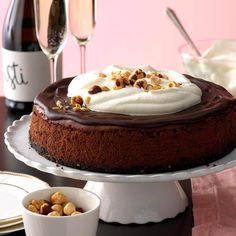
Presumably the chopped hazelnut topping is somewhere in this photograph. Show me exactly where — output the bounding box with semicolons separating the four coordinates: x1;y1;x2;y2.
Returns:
71;96;83;106
98;72;107;78
116;79;123;86
121;71;131;79
146;83;163;91
146;84;154;91
128;69;146;85
158;73;168;79
80;107;89;112
110;73;122;81
113;78;125;90
167;81;181;88
84;96;91;104
122;77;130;86
88;85;102;94
53;100;69;111
134;79;148;89
69;95;91;112
152;85;162;90
111;71;131;85
128;73;138;85
52;106;60;111
73;105;81;111
136;69;146;79
150;74;161;85
111;71;119;75
168;82;174;88
101;86;110;91
175;82;182;87
56;100;63;109
67;69;182;113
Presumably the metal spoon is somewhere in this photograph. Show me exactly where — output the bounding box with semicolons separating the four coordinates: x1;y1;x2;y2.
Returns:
166;7;201;56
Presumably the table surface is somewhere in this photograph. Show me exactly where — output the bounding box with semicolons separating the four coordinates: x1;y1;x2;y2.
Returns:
0;97;193;236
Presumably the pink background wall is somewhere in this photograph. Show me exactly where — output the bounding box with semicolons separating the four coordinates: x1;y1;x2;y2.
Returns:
0;0;236;95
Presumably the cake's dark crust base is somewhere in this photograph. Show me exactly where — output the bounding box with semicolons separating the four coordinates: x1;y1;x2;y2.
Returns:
30;140;233;174
29;106;236;174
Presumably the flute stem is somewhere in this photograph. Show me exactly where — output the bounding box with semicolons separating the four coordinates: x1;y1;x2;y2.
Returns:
79;44;86;74
50;55;58;84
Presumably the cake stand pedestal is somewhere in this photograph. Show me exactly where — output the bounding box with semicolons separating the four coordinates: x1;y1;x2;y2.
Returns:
4;115;236;224
84;181;188;223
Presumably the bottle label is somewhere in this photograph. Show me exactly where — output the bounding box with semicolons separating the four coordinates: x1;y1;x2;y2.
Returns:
2;48;51;102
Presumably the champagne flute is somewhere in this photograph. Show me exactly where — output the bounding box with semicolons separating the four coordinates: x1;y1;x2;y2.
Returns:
69;0;97;74
33;0;67;83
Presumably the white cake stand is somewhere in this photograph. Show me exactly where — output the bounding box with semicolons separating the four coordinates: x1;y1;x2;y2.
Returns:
4;115;236;224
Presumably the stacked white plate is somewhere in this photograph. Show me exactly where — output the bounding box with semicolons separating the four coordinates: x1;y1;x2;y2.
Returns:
0;171;49;235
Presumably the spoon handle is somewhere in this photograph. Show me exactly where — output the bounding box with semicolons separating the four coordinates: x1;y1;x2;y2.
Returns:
166;7;201;57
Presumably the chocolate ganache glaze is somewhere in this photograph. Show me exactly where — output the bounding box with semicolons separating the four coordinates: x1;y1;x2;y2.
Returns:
34;75;236;128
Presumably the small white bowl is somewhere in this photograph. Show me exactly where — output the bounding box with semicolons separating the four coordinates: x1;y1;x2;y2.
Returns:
21;186;100;236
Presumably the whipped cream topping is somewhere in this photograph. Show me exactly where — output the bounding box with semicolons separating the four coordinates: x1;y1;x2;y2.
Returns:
182;40;236;97
67;65;202;116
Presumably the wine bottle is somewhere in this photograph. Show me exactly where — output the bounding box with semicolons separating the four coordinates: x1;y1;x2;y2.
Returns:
1;0;62;114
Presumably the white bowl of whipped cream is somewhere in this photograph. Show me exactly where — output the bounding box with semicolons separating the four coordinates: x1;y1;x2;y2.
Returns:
179;39;236;97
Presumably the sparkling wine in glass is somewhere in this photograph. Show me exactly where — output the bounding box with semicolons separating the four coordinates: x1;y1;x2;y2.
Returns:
69;0;97;74
33;0;67;83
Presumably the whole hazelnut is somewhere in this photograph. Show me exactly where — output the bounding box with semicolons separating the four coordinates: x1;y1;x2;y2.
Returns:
63;202;76;216
31;200;40;210
48;211;60;216
40;203;51;215
51;204;63;216
71;211;81;216
50;192;66;205
28;204;39;213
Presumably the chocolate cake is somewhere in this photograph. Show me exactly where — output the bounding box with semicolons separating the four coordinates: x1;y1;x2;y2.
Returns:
29;66;236;174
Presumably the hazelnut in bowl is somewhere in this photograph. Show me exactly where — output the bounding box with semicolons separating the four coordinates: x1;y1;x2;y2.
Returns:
21;186;100;236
